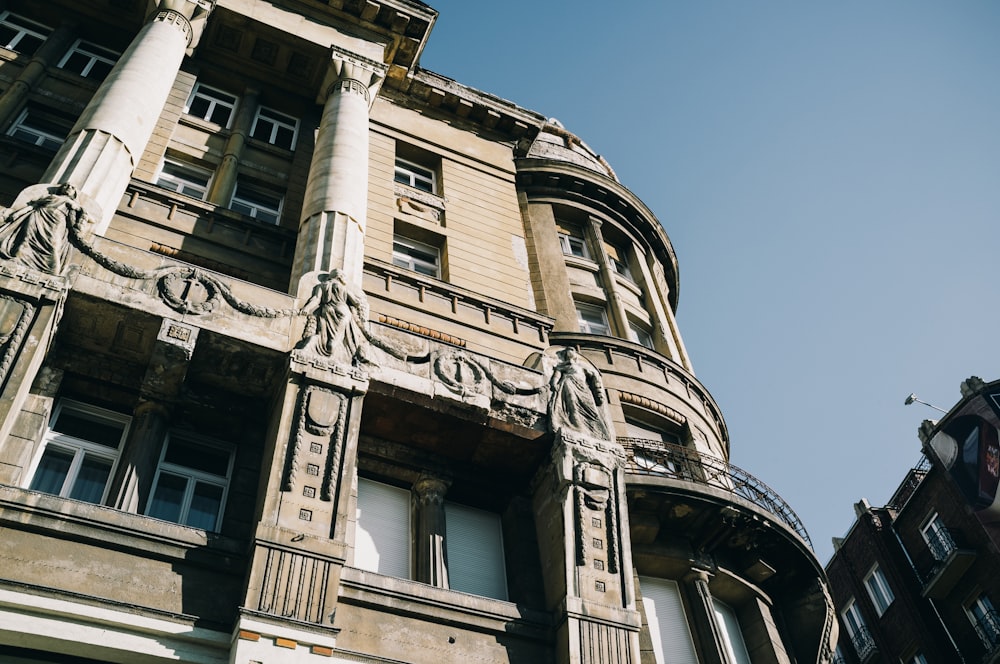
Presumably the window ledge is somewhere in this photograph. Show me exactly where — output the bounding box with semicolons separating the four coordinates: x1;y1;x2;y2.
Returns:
0;484;245;563
339;566;551;638
393;183;447;209
564;254;599;272
179;114;232;138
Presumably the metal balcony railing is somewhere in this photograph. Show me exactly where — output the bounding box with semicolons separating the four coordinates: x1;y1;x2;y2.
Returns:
974;610;1000;652
926;527;959;562
619;437;812;548
849;627;878;662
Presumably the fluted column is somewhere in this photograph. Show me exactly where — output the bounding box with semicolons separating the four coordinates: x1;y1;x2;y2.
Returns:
205;87;259;206
291;47;385;296
111;400;170;512
585;217;631;338
42;0;214;234
684;569;728;664
412;475;451;588
0;21;77;131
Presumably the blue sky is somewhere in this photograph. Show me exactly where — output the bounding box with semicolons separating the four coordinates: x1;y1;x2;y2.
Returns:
419;1;1000;563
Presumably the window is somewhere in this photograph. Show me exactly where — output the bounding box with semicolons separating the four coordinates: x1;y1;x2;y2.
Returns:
639;577;698;664
605;242;633;280
907;654;928;664
146;435;232;531
27;400;130;505
394;157;436;193
184;83;238;128
355;478;411;579
58;40;118;80
842;599;876;660
576;302;611;336
444;502;507;600
558;228;589;259
0;12;50;56
250;106;298;150
921;512;956;561
7;107;68;151
713;599;752;664
967;594;1000;649
863;565;894;616
155;160;211;200
629;321;654;349
230;181;283;224
392;235;440;277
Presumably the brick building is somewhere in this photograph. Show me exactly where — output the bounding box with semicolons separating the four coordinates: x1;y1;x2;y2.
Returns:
0;1;834;662
828;377;1000;664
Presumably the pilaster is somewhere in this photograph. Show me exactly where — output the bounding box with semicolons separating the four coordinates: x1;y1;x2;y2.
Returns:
585;217;631;339
291;47;386;296
42;0;214;233
0;21;77;132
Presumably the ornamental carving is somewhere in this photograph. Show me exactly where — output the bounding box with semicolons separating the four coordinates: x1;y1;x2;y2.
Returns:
0;294;34;389
0;184;90;275
548;347;612;441
432;350;528;397
157;269;218;315
281;385;347;501
574;461;620;573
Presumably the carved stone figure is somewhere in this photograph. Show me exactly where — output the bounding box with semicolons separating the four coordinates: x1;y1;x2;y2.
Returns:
298;269;374;366
549;347;611;440
0;183;89;274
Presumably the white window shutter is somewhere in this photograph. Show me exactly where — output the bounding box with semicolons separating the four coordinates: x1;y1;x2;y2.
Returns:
639;577;698;664
444;502;508;600
355;479;410;579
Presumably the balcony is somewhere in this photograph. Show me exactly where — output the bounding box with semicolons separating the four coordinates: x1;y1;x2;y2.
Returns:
620;437;812;548
921;527;976;599
849;627;878;663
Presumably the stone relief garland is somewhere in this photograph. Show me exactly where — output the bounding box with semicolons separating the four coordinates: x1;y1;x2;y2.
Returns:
0;294;34;388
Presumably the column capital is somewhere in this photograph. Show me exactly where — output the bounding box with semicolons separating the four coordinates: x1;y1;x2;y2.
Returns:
149;0;214;47
412;474;451;505
318;46;387;108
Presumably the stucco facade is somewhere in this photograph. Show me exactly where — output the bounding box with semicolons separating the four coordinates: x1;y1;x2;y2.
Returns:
0;1;833;662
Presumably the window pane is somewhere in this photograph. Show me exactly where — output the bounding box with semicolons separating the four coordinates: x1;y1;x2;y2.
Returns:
444;502;507;600
164;438;229;476
53;409;124;448
713;599;752;664
148;472;187;523
187;481;223;530
274;125;295;150
187;96;210;119
355;479;410;578
29;447;74;495
208;105;233;126
250;120;273;142
639;577;698;664
68;455;112;504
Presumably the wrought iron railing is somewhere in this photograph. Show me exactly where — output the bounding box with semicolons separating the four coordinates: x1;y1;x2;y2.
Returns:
926;527;959;562
974;610;1000;652
849;626;878;662
619;437;812;548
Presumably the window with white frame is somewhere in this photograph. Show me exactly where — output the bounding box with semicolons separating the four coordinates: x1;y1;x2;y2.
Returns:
444;501;507;600
156;160;211;200
184;82;238;128
638;577;698;664
58;39;118;80
230;181;283;224
146;434;233;532
967;593;1000;649
863;564;894;616
394;157;436;194
713;598;752;664
0;11;51;55
576;302;611;336
355;478;412;579
7;107;68;151
842;599;875;658
250;106;298;150
921;512;955;561
558;225;589;259
629;321;654;349
626;420;683;475
392;234;441;277
27;400;130;505
605;242;633;280
907;653;928;664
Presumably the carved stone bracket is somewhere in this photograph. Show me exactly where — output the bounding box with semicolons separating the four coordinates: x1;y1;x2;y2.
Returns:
573;461;620;574
0;294;35;389
281;385;347;500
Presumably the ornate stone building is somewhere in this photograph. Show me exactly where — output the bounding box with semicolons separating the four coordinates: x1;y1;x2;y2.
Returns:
0;1;833;662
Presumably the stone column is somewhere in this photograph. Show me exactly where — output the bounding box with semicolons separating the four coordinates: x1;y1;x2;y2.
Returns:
683;569;728;664
205;87;259;207
111;399;170;512
291;47;385;296
643;253;691;370
0;21;77;131
41;0;214;234
585;217;631;338
412;474;451;588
